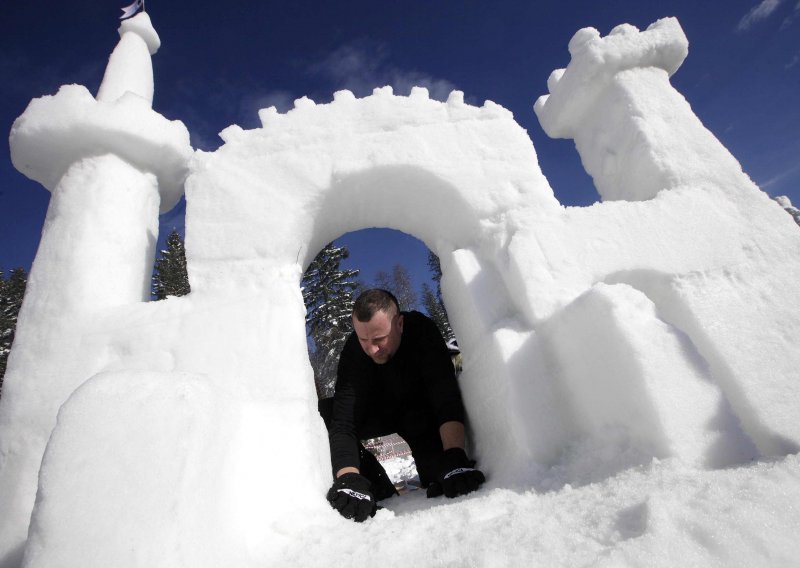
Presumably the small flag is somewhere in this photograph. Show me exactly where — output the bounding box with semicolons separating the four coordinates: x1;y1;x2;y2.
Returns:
120;0;143;19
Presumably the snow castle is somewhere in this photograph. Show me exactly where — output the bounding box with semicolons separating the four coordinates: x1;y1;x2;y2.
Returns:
2;13;799;568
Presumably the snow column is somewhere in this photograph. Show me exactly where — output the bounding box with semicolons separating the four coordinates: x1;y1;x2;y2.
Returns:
535;18;748;202
0;13;191;566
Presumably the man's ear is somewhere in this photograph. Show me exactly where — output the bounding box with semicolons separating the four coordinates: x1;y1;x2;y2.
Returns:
397;313;404;333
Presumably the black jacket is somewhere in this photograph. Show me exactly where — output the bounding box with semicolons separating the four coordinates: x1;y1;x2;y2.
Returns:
329;311;465;475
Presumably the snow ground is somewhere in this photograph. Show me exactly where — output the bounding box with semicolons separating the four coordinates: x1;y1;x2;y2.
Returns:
283;453;800;567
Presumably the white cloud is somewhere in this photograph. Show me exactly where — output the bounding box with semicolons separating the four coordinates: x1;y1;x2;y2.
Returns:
386;71;458;102
308;42;387;96
737;0;785;31
308;41;458;102
161;78;300;148
779;1;800;28
759;160;800;190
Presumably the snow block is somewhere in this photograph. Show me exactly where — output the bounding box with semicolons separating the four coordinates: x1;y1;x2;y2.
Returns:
23;371;330;568
441;249;568;483
664;264;800;457
542;283;735;467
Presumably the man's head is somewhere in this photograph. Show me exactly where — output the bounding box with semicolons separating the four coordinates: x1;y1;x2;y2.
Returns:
352;289;404;364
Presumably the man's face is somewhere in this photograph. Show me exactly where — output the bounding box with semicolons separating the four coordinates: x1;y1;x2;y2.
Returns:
353;308;404;364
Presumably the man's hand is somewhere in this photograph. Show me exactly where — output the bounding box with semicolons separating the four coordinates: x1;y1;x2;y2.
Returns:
427;447;485;498
327;473;377;522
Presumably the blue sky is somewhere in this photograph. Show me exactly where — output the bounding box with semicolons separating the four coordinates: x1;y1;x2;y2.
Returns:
2;1;798;297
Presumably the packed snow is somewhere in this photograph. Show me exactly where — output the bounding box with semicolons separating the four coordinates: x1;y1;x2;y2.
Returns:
2;12;800;568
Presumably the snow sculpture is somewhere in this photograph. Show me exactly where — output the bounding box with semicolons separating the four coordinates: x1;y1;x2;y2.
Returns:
2;14;799;568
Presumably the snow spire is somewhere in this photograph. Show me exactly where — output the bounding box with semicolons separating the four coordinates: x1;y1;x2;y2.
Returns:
97;12;161;105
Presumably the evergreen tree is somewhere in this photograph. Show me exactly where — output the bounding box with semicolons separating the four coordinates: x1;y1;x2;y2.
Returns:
427;249;443;293
152;229;190;300
422;283;454;342
0;267;28;396
424;251;455;342
302;242;360;398
374;264;418;311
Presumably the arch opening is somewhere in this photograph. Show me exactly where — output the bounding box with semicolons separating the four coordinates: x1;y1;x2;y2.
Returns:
302;161;513;506
304;165;486;272
302;226;465;500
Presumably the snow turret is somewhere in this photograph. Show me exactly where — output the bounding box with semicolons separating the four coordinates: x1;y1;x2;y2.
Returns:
10;12;190;213
535;18;749;201
0;14;192;562
8;12;191;313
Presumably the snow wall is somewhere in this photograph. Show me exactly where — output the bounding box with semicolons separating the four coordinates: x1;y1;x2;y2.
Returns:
2;14;800;568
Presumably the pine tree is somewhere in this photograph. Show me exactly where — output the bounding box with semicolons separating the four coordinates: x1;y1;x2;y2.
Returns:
152;229;190;300
427;250;443;291
302;242;360;398
422;283;454;342
374;264;418;311
424;251;455;342
0;267;28;396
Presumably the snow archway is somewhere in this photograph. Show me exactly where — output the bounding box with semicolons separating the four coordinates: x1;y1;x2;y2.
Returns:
185;86;560;286
184;85;566;485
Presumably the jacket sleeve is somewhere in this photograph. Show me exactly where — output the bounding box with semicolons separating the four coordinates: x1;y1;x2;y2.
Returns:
416;315;465;427
328;335;364;475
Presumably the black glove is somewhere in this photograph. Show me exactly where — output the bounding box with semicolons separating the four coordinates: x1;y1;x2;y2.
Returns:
427;448;485;499
326;473;377;522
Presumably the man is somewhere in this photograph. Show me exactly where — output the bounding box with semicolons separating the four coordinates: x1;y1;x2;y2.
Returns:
325;289;485;522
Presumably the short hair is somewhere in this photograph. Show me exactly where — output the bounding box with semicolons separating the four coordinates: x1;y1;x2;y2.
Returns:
353;289;400;322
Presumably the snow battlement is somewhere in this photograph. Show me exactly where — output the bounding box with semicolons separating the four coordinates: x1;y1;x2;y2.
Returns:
218;85;513;144
535;17;688;139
